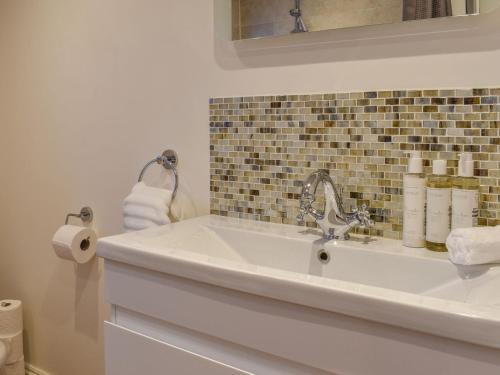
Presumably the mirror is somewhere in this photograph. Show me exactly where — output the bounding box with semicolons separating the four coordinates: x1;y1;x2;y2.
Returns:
232;0;498;40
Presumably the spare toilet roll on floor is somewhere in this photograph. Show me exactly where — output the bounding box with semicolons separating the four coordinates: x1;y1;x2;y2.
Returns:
1;333;23;366
0;300;24;373
0;301;22;338
52;225;97;264
1;356;25;375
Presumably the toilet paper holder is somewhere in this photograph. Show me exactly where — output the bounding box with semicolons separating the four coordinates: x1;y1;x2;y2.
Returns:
65;207;94;225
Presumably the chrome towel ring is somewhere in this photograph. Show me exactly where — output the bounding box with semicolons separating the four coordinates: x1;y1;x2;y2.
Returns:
138;149;179;201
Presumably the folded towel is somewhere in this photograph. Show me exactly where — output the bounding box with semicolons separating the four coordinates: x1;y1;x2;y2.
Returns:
123;217;160;232
123;182;172;232
132;181;171;197
446;226;500;265
123;193;170;212
123;204;170;225
128;182;172;203
170;189;196;221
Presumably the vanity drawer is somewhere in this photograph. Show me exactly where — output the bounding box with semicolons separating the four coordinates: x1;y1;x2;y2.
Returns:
104;322;251;375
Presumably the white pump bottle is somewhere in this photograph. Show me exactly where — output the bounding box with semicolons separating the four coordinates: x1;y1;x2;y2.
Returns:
403;151;426;248
452;153;479;229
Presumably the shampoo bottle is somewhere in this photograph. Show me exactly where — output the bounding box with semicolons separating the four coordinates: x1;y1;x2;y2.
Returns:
426;160;451;252
403;151;426;248
452;153;479;229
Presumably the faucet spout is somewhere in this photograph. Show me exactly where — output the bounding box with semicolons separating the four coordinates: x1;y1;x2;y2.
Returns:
297;170;373;240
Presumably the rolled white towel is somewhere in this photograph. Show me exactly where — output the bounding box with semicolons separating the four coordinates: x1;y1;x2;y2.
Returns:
446;226;500;265
132;181;171;197
123;204;170;225
123;193;170;212
123;182;172;232
124;217;159;232
125;183;172;207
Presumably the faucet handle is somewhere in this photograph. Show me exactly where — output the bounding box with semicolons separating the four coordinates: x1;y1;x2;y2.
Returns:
296;200;311;225
296;208;306;225
297;191;315;225
355;204;373;228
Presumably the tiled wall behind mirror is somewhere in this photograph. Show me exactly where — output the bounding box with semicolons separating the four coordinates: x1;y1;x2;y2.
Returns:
210;88;499;239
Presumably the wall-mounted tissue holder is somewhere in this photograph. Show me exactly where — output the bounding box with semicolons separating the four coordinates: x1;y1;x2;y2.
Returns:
65;206;93;225
54;206;97;264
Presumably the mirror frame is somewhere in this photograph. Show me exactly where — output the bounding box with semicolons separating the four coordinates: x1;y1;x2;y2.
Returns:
215;0;500;50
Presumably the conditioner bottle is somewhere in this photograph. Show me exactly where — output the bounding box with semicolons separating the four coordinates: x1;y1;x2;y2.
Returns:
452;153;479;229
426;160;451;252
403;151;426;248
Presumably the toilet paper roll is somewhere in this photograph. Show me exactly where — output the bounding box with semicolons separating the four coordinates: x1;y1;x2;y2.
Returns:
1;332;23;365
0;302;22;337
1;357;24;375
52;225;97;264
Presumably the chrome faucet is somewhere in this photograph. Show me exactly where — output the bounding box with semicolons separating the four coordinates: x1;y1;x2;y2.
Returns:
297;170;373;240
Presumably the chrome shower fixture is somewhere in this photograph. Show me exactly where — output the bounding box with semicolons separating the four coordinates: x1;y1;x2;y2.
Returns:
290;0;308;33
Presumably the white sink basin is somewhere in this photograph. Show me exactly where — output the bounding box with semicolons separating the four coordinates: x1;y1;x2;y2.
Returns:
185;225;462;295
98;215;500;350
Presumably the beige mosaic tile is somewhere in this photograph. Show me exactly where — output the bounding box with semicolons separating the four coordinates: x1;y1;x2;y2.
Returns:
210;89;500;239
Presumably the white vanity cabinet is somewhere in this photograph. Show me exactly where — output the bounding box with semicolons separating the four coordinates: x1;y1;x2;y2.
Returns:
99;216;500;375
102;261;334;375
102;259;500;375
104;322;249;375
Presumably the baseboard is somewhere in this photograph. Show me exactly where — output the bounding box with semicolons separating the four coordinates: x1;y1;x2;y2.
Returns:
26;363;52;375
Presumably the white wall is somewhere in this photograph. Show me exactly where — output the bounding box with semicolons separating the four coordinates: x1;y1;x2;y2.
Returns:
0;1;499;374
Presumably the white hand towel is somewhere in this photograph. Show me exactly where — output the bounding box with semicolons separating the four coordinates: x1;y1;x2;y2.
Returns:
123;204;170;225
123;193;170;212
123;217;159;232
170;189;197;221
446;226;500;265
123;182;172;232
132;181;171;197
126;182;172;206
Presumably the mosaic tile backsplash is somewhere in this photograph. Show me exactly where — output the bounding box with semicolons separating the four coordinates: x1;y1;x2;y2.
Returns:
209;88;500;239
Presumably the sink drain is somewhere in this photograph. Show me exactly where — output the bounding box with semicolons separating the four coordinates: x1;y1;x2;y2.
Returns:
317;249;330;264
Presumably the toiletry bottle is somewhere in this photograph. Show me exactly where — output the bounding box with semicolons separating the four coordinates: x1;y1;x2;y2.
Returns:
426;160;451;252
403;151;426;248
452;153;479;229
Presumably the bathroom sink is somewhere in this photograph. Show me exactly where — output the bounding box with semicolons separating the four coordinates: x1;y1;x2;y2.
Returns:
98;215;500;350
